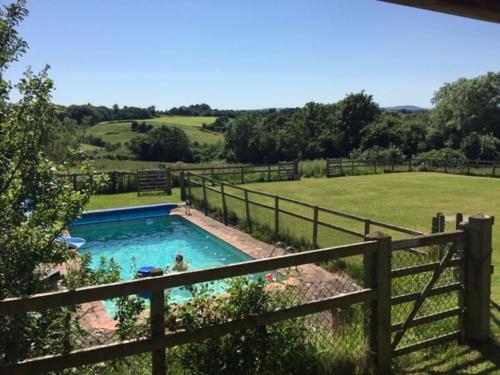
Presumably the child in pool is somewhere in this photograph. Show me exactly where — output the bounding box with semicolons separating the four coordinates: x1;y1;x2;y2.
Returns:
166;254;188;272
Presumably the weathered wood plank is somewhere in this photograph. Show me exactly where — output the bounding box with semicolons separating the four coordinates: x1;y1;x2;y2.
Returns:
317;219;365;238
391;231;464;251
391;258;462;278
390;283;461;305
392;331;461;357
0;289;376;374
391;307;461;332
0;241;378;315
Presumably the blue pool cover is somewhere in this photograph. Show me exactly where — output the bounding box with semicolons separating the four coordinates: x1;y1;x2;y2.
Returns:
72;203;178;226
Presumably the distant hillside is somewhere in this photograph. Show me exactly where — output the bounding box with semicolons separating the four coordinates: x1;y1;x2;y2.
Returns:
82;116;222;156
384;105;429;113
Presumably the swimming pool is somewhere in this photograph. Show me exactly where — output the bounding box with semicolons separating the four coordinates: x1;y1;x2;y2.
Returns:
71;211;253;316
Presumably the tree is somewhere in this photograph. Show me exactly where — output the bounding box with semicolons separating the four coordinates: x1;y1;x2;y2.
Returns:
129;125;193;161
224;113;261;162
337;91;381;153
0;1;99;361
360;111;404;150
431;72;500;148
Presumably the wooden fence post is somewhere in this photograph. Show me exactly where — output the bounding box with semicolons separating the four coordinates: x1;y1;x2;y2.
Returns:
244;189;251;231
150;270;166;375
374;160;377;174
351;160;355;175
364;232;392;374
437;213;446;258
202;178;208;215
492;161;496;177
408;158;412;172
274;196;279;238
326;159;330;178
111;171;117;193
268;165;271;181
463;214;494;344
240;166;245;184
438;213;445;232
455;213;463;230
180;171;186;201
293;159;300;180
339;159;344;175
312;206;319;248
221;182;228;225
187;173;192;199
364;219;371;237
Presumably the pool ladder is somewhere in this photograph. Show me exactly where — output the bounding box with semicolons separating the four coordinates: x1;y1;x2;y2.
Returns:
268;242;298;272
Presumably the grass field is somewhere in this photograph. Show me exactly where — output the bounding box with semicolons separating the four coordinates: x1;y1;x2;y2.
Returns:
81;159;244;172
87;172;500;373
86;116;222;149
87;190;181;210
240;173;500;300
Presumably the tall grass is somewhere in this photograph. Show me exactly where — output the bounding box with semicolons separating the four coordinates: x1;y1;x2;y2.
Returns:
300;159;327;178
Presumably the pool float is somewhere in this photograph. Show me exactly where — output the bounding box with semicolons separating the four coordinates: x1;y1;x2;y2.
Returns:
59;236;86;250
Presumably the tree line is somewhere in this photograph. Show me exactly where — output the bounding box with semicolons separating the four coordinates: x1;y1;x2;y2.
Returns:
57;104;158;125
109;71;499;164
223;72;500;164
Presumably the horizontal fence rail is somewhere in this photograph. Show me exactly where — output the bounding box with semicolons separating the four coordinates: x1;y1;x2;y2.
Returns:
0;240;378;374
0;241;377;315
182;172;425;251
326;158;500;178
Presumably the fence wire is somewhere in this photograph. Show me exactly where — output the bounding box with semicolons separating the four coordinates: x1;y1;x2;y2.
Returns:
390;238;464;352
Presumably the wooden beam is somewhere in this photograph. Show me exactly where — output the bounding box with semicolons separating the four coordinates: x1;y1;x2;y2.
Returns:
379;0;500;24
0;241;378;315
0;289;376;374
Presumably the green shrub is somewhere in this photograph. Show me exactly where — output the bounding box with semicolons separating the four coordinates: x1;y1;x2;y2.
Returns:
169;278;324;375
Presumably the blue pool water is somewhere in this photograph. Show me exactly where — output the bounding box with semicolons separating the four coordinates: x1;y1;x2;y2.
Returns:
70;215;253;316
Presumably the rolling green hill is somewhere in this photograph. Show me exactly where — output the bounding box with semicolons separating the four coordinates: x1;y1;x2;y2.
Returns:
86;116;222;148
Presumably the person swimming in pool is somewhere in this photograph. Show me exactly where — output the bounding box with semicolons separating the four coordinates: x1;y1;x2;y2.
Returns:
166;254;189;272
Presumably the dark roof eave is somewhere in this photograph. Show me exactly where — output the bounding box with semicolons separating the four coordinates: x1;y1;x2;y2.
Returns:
379;0;500;24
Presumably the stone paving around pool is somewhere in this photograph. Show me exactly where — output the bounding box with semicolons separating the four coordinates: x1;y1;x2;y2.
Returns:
171;207;360;292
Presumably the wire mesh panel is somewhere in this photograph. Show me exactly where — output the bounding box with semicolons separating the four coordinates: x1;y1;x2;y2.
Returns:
390;235;464;355
163;267;370;375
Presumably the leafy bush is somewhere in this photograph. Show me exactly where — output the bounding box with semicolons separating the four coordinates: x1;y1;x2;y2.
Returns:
415;148;465;161
129;125;193;162
169;278;324;375
350;145;405;163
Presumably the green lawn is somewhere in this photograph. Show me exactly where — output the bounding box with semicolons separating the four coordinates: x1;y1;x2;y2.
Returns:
241;173;500;300
87;190;182;210
86;115;222;148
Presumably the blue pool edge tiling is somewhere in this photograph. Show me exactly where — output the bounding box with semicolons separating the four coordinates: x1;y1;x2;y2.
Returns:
72;203;178;226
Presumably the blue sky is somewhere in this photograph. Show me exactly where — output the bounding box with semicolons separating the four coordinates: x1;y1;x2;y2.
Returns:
4;0;500;109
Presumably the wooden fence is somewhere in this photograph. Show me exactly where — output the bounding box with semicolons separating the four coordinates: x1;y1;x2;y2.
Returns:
326;158;500;178
0;216;493;374
177;160;299;185
137;169;172;195
182;172;424;248
67;161;299;194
